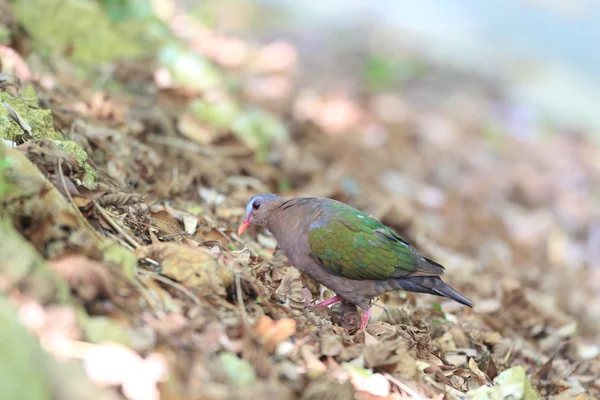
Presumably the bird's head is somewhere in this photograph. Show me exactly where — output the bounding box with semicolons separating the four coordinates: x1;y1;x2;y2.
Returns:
238;193;284;235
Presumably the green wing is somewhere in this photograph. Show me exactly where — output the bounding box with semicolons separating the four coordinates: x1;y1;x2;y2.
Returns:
307;202;443;280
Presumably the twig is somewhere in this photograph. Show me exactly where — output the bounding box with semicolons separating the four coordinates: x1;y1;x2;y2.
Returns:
104;231;137;252
138;269;201;306
430;351;452;366
95;203;142;249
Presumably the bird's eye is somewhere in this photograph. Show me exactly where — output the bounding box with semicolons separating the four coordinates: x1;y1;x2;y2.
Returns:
252;200;260;210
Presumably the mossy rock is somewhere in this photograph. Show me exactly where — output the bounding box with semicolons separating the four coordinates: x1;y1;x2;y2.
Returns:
0;86;62;142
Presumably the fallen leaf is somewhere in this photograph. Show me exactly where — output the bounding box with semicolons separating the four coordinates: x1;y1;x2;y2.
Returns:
149;209;184;240
276;268;308;310
136;243;233;296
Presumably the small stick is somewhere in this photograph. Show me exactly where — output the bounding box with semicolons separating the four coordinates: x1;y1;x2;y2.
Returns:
138;269;201;305
95;203;142;249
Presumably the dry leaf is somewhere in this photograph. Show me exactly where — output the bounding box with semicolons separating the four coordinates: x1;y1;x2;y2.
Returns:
469;357;490;385
276;268;308;310
136;243;233;296
149;210;184;240
366;322;399;342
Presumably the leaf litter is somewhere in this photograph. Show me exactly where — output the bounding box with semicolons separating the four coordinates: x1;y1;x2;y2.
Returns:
0;1;599;399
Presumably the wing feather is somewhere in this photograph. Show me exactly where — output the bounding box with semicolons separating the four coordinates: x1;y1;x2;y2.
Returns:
307;202;442;281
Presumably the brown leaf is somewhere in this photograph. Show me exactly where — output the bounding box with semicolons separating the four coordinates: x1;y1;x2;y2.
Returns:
148;210;184;240
483;355;499;380
194;227;231;247
424;364;450;386
536;354;555;380
365;322;399;342
96;193;142;208
363;338;406;369
397;324;431;359
23;139;79;175
276;268;308;310
448;374;465;391
136;243;233;296
468;357;490;385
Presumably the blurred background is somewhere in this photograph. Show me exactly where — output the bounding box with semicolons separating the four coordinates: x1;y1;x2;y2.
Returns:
205;0;600;136
274;0;600;132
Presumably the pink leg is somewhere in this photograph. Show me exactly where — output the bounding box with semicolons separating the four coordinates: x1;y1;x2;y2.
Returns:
314;294;343;308
360;307;371;330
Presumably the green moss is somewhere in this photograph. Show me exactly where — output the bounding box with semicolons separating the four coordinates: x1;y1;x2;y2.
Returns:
55;140;97;187
0;87;62;142
101;240;138;282
13;0;154;63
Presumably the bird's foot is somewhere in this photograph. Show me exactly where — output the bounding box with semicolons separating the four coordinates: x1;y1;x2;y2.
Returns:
313;294;343;308
360;307;371;330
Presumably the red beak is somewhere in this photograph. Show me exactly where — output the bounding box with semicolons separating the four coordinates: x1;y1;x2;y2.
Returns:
238;214;251;236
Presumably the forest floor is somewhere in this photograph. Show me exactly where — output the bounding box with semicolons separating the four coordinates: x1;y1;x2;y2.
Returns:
0;1;599;399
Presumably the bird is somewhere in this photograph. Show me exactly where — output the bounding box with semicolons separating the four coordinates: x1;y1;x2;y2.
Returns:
238;194;473;330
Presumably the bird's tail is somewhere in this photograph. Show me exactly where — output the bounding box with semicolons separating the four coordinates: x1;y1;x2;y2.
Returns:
392;276;473;307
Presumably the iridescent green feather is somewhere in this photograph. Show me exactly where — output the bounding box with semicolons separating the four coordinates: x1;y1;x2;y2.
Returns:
307;201;427;280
